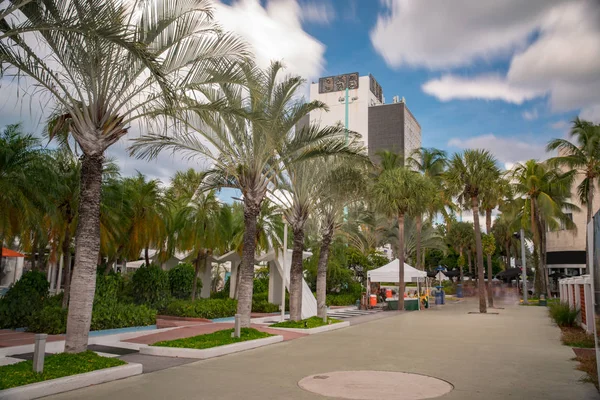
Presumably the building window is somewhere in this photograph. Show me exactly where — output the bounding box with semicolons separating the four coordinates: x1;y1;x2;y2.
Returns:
553;213;573;231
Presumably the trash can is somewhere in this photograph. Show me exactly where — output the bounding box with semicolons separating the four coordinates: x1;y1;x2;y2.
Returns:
456;284;463;298
369;294;377;306
539;294;547;306
440;289;445;305
435;288;443;305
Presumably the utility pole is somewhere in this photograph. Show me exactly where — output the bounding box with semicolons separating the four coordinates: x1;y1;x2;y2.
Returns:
280;222;288;322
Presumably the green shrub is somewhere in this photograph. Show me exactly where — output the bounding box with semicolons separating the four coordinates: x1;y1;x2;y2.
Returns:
95;273;123;305
0;271;49;329
26;302;156;334
326;293;360;306
27;306;67;334
168;263;199;299
251;291;281;313
131;264;170;309
91;302;156;331
549;302;580;327
164;298;237;319
253;277;269;294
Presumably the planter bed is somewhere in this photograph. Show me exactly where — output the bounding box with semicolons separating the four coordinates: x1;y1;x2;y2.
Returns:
140;328;283;359
269;317;349;335
0;352;142;400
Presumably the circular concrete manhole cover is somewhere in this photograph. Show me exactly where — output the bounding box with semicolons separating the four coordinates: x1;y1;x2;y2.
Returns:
298;371;453;400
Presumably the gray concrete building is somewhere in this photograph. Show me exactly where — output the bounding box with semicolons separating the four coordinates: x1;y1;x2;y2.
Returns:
367;100;421;160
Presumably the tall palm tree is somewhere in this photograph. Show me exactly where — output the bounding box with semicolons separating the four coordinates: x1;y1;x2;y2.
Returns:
1;0;248;352
480;177;508;307
275;155;366;321
510;160;577;296
372;165;429;311
130;62;358;326
547;118;600;268
122;173;165;267
314;162;367;319
176;191;220;301
445;150;500;313
448;221;474;282
0;124;50;274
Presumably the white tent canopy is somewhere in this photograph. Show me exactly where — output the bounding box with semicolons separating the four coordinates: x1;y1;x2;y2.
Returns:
367;259;426;283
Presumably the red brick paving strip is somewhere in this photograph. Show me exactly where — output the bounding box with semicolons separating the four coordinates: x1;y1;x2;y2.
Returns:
0;329;64;348
125;323;307;345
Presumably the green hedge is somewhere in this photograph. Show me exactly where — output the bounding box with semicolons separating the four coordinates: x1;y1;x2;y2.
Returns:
0;271;49;329
26;302;157;334
326;293;360;306
91;302;156;331
168;263;199;299
131;264;171;309
164;298;237;319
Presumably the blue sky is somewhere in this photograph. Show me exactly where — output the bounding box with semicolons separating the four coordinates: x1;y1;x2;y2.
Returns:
1;0;599;184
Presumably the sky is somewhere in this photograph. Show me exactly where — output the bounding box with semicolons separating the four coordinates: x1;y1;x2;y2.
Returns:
1;0;599;184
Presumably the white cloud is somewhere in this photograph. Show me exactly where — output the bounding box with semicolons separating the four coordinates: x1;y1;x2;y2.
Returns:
580;105;600;124
381;1;600;118
448;134;548;168
215;0;325;81
300;0;335;25
522;108;539;121
550;120;569;130
370;0;566;69
422;75;544;104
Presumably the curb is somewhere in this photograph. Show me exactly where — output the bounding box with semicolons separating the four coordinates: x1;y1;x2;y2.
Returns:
140;335;283;359
0;363;142;400
269;321;350;335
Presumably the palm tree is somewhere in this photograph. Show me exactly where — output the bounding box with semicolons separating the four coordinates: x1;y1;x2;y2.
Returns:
372;165;430;311
448;221;474;282
130;62;358;326
446;150;500;313
510;160;577;296
122;174;166;267
2;0;248;352
176;191;221;301
547;118;600;268
480;177;508;307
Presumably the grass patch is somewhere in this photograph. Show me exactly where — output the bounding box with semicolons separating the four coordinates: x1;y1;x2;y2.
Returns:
561;327;596;348
548;302;580;327
270;316;341;329
574;353;599;389
151;328;272;349
0;351;125;390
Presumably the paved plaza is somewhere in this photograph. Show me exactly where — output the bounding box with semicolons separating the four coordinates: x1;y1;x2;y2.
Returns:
45;297;599;400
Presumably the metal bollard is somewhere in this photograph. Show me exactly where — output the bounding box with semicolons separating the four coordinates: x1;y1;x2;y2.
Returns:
232;314;241;338
33;334;48;373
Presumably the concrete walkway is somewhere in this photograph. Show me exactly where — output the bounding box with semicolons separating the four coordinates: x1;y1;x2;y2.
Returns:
46;298;599;400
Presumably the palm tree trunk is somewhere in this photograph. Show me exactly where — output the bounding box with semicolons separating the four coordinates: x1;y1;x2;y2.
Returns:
316;223;334;319
0;237;4;281
64;153;104;353
191;250;204;301
530;198;543;296
289;225;305;322
467;251;472;274
459;249;464;283
485;209;494;308
398;213;406;311
61;228;72;309
144;246;150;267
471;196;486;313
236;200;260;327
538;218;551;298
505;241;510;268
415;214;422;270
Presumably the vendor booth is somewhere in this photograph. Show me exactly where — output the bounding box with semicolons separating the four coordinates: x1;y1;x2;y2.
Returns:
367;259;428;311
